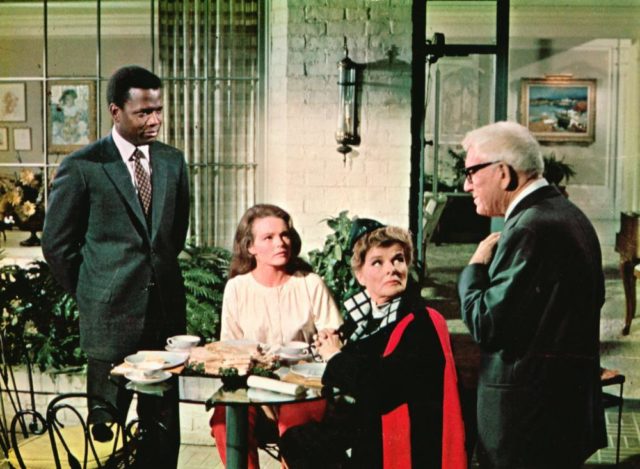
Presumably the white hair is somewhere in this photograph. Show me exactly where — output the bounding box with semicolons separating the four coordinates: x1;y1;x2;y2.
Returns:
462;121;544;177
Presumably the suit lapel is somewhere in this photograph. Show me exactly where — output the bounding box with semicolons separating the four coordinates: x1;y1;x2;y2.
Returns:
505;185;561;229
100;136;149;234
150;142;168;240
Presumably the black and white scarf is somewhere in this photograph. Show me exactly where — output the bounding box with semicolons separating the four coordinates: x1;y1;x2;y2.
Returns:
343;290;402;342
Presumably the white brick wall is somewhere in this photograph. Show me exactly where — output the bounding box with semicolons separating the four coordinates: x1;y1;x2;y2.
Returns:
265;0;414;251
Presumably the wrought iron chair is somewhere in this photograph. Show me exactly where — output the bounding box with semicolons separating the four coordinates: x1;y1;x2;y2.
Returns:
1;330;134;468
43;392;134;469
0;331;50;468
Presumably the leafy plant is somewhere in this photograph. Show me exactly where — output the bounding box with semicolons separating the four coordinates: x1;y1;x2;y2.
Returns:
0;261;84;371
179;244;232;341
307;211;360;314
425;148;467;193
0;244;232;372
543;153;576;186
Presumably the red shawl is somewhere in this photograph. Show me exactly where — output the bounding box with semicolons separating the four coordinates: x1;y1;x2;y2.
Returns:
381;307;467;469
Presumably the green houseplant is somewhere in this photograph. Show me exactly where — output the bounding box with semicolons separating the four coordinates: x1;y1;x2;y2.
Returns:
0;244;232;372
0;261;84;371
307;211;360;313
179;244;232;341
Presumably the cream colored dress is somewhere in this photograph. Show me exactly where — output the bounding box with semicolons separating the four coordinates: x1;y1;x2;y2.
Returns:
220;271;343;345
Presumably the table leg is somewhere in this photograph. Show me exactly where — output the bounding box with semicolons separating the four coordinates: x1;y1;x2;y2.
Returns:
620;258;637;335
226;406;249;469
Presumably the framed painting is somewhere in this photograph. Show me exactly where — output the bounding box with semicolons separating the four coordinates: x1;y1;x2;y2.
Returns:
13;127;31;151
520;76;596;143
0;83;26;122
0;127;7;150
47;80;96;154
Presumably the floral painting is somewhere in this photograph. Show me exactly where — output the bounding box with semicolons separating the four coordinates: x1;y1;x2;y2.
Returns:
47;80;96;154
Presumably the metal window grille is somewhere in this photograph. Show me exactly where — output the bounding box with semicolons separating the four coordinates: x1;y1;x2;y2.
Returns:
158;0;262;248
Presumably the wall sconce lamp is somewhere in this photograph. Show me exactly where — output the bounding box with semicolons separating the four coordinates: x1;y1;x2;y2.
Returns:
336;39;360;159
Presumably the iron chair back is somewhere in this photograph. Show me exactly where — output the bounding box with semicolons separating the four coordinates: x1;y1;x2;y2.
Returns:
0;330;44;463
44;392;132;469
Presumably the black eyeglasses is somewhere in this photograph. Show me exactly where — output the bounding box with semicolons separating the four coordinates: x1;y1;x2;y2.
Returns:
464;160;501;183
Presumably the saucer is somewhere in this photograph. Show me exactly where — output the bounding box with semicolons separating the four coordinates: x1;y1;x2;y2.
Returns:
165;344;191;353
124;370;171;385
124;351;189;369
278;352;313;362
290;362;326;379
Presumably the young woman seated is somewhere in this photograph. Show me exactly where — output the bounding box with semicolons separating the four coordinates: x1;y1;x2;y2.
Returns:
210;204;343;468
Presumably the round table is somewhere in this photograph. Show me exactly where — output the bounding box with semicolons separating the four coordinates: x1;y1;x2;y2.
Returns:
111;372;333;469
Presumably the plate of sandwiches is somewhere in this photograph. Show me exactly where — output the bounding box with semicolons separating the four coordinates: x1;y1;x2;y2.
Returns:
188;340;279;376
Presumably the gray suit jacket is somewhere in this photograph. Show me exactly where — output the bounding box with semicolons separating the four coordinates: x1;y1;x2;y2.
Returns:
42;135;190;361
458;185;606;468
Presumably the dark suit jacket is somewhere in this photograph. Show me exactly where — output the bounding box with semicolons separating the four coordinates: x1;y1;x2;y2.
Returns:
42;135;190;362
458;185;606;468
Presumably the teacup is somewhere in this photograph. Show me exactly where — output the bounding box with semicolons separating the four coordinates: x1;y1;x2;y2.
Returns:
167;334;200;350
279;341;310;357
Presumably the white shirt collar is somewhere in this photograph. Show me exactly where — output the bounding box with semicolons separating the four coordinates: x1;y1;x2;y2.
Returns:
111;127;150;160
505;178;549;220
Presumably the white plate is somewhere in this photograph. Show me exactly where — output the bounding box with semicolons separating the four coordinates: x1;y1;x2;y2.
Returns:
124;370;172;385
290;362;326;379
124;351;189;370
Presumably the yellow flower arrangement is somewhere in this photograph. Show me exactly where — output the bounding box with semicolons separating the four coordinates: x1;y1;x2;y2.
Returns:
0;169;45;235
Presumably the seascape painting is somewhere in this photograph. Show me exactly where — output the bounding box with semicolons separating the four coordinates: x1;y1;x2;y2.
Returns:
520;77;596;143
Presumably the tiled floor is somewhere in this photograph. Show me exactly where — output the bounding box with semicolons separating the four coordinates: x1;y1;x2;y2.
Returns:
178;445;280;469
586;402;640;467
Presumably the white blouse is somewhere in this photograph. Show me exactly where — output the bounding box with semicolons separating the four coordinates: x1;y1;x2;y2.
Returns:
220;271;343;346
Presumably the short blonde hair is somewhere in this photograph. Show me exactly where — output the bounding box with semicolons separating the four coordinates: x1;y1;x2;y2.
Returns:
350;226;413;273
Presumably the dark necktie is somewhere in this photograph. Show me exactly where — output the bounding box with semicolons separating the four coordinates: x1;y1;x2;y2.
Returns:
130;148;152;215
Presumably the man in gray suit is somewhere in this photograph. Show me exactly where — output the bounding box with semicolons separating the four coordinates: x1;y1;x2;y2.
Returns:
457;122;606;468
42;65;190;468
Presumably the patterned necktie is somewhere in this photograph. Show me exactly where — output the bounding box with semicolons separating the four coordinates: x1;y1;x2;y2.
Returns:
130;148;152;215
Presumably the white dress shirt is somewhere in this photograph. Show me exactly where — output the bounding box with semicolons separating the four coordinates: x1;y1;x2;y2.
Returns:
111;127;152;191
505;178;549;221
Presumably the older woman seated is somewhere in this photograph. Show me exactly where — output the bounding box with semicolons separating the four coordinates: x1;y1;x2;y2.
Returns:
280;219;467;469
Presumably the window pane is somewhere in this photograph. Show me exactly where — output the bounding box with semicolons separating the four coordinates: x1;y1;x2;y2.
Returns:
101;0;153;75
426;0;497;45
48;1;98;77
0;2;45;76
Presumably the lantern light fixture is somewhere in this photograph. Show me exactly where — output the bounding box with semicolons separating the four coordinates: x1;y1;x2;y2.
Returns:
335;38;360;159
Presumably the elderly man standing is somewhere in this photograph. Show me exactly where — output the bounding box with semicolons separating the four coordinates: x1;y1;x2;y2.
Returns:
457;121;606;469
